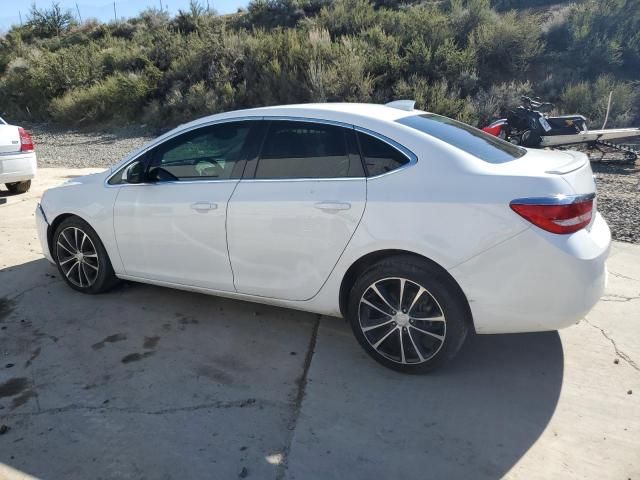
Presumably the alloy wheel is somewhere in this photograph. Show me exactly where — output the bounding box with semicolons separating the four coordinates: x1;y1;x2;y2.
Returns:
358;277;446;365
56;227;100;288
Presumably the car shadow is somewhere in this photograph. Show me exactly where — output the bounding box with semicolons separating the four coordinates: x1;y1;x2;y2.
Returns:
0;189;19;198
285;311;564;479
0;258;564;479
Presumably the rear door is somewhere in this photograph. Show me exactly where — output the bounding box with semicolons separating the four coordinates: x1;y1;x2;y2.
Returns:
227;120;367;301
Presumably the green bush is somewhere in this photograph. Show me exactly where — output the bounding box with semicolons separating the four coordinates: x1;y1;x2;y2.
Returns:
560;75;639;128
0;0;638;128
49;73;149;125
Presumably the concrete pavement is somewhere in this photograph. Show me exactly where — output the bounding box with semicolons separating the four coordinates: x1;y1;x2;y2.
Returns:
0;168;638;479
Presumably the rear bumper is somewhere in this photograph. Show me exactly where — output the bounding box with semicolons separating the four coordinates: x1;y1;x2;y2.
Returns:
449;212;611;334
35;203;55;264
0;152;37;184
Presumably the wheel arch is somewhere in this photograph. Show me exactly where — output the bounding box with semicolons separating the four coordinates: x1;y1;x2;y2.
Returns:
338;249;474;330
47;213;101;261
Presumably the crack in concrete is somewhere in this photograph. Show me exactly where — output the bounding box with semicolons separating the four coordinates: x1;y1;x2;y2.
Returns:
609;270;639;282
276;314;321;480
6;280;57;303
2;398;273;418
584;318;639;372
600;294;640;303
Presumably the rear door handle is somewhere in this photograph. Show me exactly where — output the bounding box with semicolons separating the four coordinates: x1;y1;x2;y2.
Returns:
190;202;218;212
314;201;351;212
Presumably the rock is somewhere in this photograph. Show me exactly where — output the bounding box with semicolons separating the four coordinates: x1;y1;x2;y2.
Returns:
239;467;249;478
0;424;9;435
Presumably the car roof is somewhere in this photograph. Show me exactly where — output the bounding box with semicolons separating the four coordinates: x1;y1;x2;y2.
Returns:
178;103;422;131
112;103;428;172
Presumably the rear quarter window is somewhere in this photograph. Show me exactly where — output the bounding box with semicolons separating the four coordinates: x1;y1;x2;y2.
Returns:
357;131;410;176
397;114;526;163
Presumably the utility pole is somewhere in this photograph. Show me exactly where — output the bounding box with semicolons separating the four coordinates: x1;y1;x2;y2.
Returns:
113;1;117;22
75;2;82;23
18;10;22;26
159;0;163;11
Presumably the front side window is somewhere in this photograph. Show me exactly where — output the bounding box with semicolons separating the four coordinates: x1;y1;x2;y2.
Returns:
149;121;251;181
397;113;526;163
255;121;363;179
357;132;411;176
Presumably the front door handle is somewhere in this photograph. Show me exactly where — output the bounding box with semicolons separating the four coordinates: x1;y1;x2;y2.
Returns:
190;202;218;212
314;201;351;212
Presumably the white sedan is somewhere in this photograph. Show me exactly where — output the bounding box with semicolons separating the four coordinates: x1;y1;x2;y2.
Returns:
35;102;610;373
0;116;36;193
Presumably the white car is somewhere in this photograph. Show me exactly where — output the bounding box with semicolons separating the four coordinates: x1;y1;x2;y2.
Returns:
35;102;610;373
0;116;36;193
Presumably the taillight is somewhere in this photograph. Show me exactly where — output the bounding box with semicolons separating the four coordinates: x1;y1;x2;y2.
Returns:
510;194;594;234
18;127;34;152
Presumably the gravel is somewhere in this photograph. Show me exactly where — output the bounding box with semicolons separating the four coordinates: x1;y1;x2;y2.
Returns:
28;124;154;169
25;124;640;244
592;159;640;244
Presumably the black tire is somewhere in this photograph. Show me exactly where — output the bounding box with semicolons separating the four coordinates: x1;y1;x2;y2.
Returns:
5;180;31;194
347;255;470;373
53;216;120;294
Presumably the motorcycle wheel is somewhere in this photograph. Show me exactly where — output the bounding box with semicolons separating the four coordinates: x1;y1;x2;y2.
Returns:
521;130;541;148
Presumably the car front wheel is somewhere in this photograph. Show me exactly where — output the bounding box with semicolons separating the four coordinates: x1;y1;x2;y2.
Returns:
347;256;470;373
53;217;119;294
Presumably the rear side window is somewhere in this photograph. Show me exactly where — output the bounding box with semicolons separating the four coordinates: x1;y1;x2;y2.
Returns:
397;114;526;163
357;132;410;176
255;121;363;179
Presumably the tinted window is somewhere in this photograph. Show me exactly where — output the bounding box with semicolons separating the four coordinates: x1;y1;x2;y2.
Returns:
397;114;526;163
357;132;410;176
150;122;251;181
255;121;363;179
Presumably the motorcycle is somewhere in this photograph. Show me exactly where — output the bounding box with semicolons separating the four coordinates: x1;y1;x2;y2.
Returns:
483;96;588;147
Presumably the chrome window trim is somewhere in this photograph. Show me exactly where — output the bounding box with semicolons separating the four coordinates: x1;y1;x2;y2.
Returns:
510;193;596;205
262;115;354;129
240;177;366;183
104;114;419;186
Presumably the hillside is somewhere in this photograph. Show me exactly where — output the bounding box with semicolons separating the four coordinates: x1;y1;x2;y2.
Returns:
0;0;638;129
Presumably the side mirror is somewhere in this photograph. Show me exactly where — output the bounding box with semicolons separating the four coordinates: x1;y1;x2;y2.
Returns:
122;160;144;184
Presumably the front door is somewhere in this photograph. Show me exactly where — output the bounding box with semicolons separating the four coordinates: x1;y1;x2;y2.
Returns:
227;120;367;301
113;121;255;291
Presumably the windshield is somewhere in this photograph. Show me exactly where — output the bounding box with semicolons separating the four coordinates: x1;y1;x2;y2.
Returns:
397;113;526;163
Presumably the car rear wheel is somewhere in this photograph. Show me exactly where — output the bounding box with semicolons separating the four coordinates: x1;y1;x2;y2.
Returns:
53;217;119;294
347;256;469;373
5;180;31;194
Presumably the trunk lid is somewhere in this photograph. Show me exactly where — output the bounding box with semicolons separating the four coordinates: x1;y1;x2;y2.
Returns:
498;148;596;195
0;125;21;154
